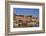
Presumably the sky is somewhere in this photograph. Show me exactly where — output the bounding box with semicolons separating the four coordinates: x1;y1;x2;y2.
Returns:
13;8;39;17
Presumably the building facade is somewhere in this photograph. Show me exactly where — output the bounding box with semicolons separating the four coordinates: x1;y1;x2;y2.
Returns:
13;15;39;27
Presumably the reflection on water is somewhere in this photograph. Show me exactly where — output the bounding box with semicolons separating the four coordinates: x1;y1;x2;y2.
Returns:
13;23;39;28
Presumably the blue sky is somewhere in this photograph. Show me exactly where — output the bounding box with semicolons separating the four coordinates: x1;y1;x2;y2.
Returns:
13;8;39;17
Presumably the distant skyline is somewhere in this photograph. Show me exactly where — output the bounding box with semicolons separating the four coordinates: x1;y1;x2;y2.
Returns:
13;8;39;17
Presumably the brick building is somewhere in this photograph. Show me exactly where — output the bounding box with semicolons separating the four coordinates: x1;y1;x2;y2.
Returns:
13;15;39;27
